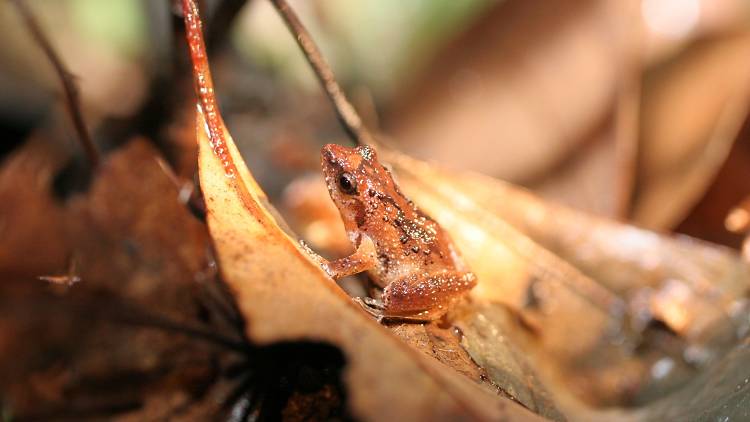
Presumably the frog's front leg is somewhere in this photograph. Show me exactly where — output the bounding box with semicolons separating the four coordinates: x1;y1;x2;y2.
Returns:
319;235;377;279
381;272;477;320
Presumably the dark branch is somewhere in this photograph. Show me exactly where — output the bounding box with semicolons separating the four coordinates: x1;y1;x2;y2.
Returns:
268;0;376;147
11;0;100;168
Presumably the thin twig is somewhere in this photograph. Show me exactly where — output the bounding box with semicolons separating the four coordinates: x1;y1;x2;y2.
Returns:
11;0;100;168
268;0;376;147
182;0;232;170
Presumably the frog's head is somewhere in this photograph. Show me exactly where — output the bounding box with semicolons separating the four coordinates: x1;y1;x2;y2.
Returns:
321;143;390;231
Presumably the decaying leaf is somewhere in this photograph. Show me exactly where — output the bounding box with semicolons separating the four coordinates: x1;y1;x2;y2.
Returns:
0;136;70;276
0;136;233;420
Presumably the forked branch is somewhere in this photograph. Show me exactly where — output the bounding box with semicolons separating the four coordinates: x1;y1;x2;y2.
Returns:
269;0;376;147
11;0;100;168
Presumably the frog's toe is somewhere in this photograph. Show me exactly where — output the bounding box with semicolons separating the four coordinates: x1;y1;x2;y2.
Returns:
354;297;385;318
354;297;437;323
362;296;385;309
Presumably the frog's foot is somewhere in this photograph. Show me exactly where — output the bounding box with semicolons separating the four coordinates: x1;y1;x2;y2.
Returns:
354;297;385;322
354;297;434;324
361;296;385;309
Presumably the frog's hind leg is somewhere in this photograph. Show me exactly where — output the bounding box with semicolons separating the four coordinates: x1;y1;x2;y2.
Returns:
381;272;477;321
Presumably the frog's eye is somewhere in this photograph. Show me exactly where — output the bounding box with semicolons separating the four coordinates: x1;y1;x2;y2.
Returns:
338;173;357;194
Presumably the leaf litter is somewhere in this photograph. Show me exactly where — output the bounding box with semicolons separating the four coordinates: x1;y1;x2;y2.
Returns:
1;0;750;421
184;0;750;420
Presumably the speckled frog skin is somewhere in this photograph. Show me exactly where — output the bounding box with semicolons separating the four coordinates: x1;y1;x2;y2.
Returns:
319;144;476;320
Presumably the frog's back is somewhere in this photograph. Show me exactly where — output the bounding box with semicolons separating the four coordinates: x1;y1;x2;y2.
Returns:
363;192;466;286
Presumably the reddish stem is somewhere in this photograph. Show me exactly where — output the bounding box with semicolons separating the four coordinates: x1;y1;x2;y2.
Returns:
182;0;268;222
182;0;236;179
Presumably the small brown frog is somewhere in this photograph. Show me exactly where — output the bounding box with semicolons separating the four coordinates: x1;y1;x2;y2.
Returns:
314;143;476;321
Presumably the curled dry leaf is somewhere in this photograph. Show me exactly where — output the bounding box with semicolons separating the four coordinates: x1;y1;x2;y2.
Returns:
194;109;548;421
384;150;750;415
388;152;636;406
278;141;750;418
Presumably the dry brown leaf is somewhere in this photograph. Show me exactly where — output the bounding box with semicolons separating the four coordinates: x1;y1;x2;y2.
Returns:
194;107;549;421
386;0;640;217
6;0;740;418
389;0;616;181
0;137;235;420
387;152;635;406
633;31;750;230
384;150;750;412
280;140;750;413
0;136;70;276
182;1;564;417
386;0;750;230
277;141;750;418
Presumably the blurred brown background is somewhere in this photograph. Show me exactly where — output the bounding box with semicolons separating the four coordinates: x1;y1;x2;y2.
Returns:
1;0;750;419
